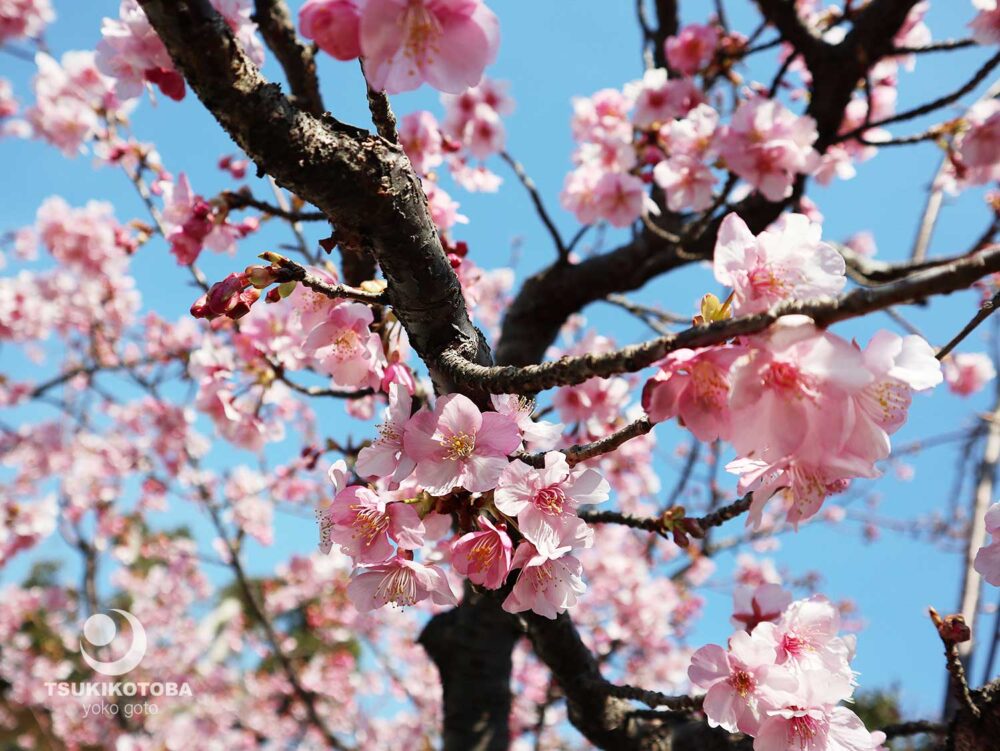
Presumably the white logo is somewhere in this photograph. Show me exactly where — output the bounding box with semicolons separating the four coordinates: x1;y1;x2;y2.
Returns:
80;609;147;677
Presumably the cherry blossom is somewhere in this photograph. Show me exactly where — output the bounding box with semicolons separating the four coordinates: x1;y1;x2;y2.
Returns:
348;555;457;610
755;704;878;751
732;583;793;632
359;0;500;94
494;452;608;558
975;502;1000;586
450;516;513;589
356;384;415;481
303;301;386;390
943;352;997;396
299;0;362;61
0;0;54;44
713;213;845;315
716;94;820;201
402;393;520;494
642;346;743;441
688;628;796;735
490;393;563;451
970;0;1000;45
399;110;444;175
320;485;425;563
502;541;587;619
665;23;719;76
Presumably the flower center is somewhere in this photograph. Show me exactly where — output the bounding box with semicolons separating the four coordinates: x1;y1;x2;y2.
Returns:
351;506;389;545
468;535;498;572
534;486;566;515
762;361;813;397
728;668;756;698
443;432;475;460
374;567;418;608
788;713;820;748
781;632;809;658
402;1;442;64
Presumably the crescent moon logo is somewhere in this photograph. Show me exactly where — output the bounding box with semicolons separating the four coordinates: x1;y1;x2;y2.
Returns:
80;609;147;677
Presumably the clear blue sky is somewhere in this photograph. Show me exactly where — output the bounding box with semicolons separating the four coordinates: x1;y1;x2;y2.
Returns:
2;0;999;723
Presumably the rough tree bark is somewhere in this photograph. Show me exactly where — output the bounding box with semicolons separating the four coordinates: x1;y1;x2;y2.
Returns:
137;0;1000;748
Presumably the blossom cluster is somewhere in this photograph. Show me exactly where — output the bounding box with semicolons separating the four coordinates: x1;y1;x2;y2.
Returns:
643;213;942;528
690;594;885;751
318;389;621;619
299;0;500;94
96;0;264;102
560;64;824;227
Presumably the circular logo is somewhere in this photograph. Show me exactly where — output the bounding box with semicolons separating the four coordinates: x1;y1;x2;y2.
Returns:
80;609;147;676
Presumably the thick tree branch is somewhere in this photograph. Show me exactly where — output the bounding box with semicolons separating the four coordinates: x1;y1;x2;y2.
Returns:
456;245;1000;395
138;0;492;393
252;0;324;116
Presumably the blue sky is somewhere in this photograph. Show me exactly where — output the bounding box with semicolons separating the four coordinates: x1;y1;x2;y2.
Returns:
2;0;999;723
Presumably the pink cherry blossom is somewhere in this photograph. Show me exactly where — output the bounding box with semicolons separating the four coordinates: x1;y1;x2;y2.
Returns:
24;51;122;156
299;0;362;61
96;0;184;101
399;110;444;175
728;316;871;462
161;173;257;265
732;583;793;632
665;23;720;76
642;345;744;442
450;516;513;589
35;196;130;275
571;87;632;143
423;181;468;234
626;67;704;128
717;94;820;201
688;628;796;735
348;555;457;610
553;375;630;428
958;102;1000;185
755;705;878;751
654;154;717;211
943;352;997;396
592;171;653;228
303;302;385;390
490;393;563;451
494;452;608;557
970;0;1000;45
458;102;505;159
766;597;852;672
0;0;54;44
441;77;514;136
359;0;500;95
320;485;425;563
502;542;586;619
356;384;415;481
854;330;941;437
974;502;1000;586
402;393;520;494
713;213;845;316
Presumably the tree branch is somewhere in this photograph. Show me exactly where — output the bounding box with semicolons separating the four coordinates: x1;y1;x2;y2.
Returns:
455;245;1000;395
138;0;492;392
252;0;324;116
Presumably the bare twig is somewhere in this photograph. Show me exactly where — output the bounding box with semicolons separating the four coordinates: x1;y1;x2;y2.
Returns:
936;290;1000;360
519;417;654;468
837;50;1000;143
500;151;568;260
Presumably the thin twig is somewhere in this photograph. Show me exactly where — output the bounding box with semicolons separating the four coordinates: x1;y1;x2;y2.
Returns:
936;290;1000;360
837;50;1000;143
518;417;654;468
223;190;327;221
500;151;568;260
